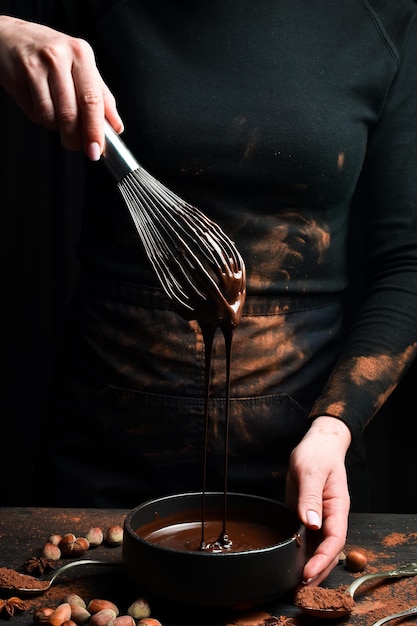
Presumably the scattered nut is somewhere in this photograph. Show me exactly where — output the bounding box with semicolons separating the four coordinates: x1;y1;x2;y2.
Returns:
47;602;72;626
137;619;162;626
105;526;123;546
85;527;104;548
33;607;55;625
88;608;118;626
58;534;77;557
61;621;77;626
60;595;86;609
345;549;367;572
108;617;135;626
42;542;62;561
48;535;63;546
87;599;119;616
72;537;90;556
69;605;91;624
127;599;151;620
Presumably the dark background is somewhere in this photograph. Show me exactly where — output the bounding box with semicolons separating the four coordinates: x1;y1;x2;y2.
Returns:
1;91;416;512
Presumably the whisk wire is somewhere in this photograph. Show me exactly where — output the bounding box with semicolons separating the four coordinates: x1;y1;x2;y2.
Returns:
103;121;246;325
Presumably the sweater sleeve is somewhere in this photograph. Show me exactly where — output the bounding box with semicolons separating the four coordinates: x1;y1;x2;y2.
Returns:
310;12;417;438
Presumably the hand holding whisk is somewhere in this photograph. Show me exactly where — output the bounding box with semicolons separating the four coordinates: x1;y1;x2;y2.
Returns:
102;121;246;327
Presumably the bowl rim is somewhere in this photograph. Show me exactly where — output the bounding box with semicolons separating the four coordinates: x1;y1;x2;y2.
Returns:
123;490;305;557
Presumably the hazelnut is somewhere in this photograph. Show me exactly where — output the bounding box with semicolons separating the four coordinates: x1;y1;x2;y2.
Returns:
127;599;151;620
87;600;119;616
88;608;118;626
61;621;77;626
137;620;162;626
108;617;135;626
69;605;91;625
59;533;77;557
72;537;90;556
85;527;104;548
105;525;123;546
60;595;86;609
33;607;55;625
42;542;62;561
47;603;72;626
345;549;367;572
48;534;63;546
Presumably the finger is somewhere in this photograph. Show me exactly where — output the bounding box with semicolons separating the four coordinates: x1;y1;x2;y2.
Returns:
80;78;124;161
48;60;81;147
72;60;105;151
295;466;325;529
16;53;60;130
102;81;124;133
303;552;340;586
50;38;102;150
302;509;348;583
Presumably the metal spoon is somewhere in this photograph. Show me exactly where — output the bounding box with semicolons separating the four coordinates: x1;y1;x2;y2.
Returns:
0;559;123;595
372;605;417;626
295;561;417;619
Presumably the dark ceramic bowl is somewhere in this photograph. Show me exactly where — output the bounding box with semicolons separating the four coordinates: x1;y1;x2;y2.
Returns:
123;492;307;611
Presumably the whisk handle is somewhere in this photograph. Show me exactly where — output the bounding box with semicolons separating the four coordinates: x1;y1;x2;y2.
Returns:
102;119;139;181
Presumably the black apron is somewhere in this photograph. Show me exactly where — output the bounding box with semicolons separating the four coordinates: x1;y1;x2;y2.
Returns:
43;280;366;508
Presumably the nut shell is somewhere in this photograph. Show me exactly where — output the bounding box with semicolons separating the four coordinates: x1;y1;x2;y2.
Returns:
87;600;119;616
72;537;90;556
33;607;55;625
42;543;62;561
85;527;104;548
345;549;367;572
60;595;86;609
88;608;118;626
69;605;91;625
127;599;151;620
108;617;135;626
47;603;72;626
58;534;77;557
105;526;123;546
48;535;62;546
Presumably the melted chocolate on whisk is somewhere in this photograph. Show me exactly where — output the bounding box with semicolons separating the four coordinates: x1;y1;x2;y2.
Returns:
195;274;246;552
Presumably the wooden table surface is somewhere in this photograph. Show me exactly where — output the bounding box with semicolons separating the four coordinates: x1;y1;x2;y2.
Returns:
0;508;416;626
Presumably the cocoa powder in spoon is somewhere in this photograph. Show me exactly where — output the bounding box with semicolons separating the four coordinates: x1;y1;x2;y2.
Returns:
0;567;49;591
294;585;355;612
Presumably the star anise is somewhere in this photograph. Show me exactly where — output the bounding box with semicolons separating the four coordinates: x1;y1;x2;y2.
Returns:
22;556;56;576
0;597;27;617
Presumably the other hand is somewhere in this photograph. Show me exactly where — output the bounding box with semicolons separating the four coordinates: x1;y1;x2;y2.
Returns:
285;415;352;585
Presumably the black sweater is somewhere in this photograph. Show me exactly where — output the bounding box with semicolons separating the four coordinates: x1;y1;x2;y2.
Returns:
3;0;417;438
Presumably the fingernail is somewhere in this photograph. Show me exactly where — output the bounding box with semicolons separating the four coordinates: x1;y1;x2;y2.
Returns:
306;510;321;529
87;142;101;161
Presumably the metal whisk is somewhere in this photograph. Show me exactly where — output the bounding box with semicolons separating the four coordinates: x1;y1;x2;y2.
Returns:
102;121;246;326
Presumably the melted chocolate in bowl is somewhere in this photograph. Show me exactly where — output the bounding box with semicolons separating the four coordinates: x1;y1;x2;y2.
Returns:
123;492;307;611
136;507;289;553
